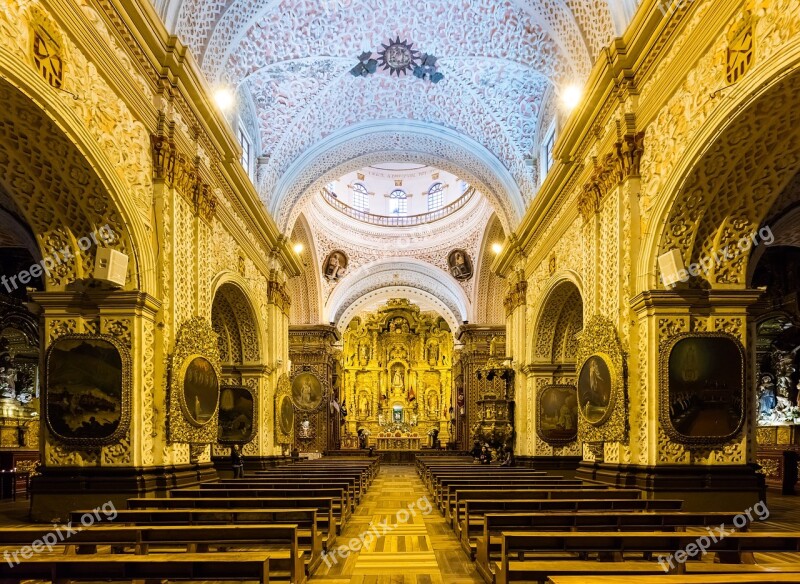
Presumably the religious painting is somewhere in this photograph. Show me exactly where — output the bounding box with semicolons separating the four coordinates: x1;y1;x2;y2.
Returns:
661;333;745;445
45;334;130;445
323;250;348;282
181;356;220;426
279;394;294;436
577;354;613;425
447;249;473;281
291;372;323;411
537;384;578;445
297;413;314;439
218;386;255;444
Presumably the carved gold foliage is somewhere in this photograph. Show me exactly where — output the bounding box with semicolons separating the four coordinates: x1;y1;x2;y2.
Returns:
168;317;222;444
576;315;627;443
151;136;217;221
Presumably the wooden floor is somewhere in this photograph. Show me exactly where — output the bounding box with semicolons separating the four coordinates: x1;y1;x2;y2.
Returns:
310;465;482;584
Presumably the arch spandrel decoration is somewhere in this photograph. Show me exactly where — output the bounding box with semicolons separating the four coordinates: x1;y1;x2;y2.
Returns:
168;317;223;444
575;315;627;443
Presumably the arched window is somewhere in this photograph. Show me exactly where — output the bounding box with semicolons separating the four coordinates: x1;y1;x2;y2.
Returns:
427;182;445;211
389;189;407;215
352;183;369;211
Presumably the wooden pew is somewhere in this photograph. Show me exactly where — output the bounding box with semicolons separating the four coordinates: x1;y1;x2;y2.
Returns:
209;479;359;507
494;531;800;584
70;507;323;573
0;552;274;583
421;466;551;491
437;479;583;513
473;511;743;582
449;488;642;528
252;469;370;494
430;472;551;501
457;499;683;544
0;525;305;584
128;496;337;545
171;486;351;523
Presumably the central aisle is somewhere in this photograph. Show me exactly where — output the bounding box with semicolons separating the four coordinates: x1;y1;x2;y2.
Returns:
310;464;483;583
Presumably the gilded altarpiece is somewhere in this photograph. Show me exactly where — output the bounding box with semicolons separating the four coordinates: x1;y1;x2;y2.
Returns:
288;325;339;453
341;300;452;446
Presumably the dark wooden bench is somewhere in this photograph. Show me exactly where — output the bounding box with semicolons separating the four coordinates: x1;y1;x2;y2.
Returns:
71;507;322;573
0;552;274;583
0;525;304;583
438;480;584;513
214;477;361;509
171;486;351;523
128;496;337;544
495;531;800;584
457;499;684;544
473;511;744;582
251;469;369;495
450;488;641;528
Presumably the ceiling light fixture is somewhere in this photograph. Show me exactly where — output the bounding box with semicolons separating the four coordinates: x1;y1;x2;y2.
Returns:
491;243;503;254
561;84;582;112
213;87;235;111
293;243;304;254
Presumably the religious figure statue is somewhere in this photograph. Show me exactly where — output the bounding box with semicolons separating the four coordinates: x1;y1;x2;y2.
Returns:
489;335;499;358
426;339;439;367
758;373;778;419
392;368;403;388
0;339;15;401
773;346;800;398
359;393;370;418
359;343;370;366
427;392;439;417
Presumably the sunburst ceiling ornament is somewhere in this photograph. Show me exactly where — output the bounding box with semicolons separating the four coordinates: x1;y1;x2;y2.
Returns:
377;37;419;76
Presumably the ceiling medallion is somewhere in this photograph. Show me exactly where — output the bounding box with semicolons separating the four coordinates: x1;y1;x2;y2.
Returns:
377;37;419;76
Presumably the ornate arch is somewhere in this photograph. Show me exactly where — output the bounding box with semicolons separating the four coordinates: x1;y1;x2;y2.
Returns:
474;214;506;325
210;276;263;364
640;38;800;292
287;213;322;325
531;274;584;364
0;42;155;293
269;120;524;233
326;258;469;332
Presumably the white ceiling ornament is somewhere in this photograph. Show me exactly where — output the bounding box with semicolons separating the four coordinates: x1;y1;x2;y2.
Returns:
325;258;470;330
269;120;524;233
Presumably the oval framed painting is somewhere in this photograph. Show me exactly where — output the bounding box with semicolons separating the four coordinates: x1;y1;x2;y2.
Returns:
180;355;220;427
279;394;294;436
577;353;615;426
291;372;323;412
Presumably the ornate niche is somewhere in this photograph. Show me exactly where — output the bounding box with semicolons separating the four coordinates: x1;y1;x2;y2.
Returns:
168;318;222;444
576;316;627;443
659;332;745;447
537;384;578;446
44;334;131;447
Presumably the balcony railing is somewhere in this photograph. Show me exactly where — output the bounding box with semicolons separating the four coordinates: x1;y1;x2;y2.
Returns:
321;186;476;227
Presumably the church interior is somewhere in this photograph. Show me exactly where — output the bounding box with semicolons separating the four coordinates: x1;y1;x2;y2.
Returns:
2;0;800;581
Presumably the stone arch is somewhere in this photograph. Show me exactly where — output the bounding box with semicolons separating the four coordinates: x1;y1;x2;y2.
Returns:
287;213;322;325
210;277;262;365
641;43;800;292
0;66;154;293
474;214;506;325
269;120;525;233
531;275;584;365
